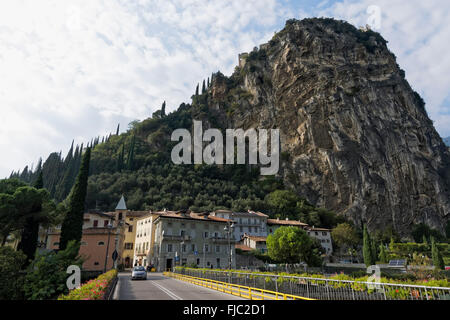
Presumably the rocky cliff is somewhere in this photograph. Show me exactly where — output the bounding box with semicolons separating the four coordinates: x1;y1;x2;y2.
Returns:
204;18;450;236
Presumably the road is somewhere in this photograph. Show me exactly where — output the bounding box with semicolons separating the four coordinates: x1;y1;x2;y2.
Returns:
115;272;245;300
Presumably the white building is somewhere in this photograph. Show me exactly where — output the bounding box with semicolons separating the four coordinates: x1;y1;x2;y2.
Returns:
307;227;333;256
210;210;268;241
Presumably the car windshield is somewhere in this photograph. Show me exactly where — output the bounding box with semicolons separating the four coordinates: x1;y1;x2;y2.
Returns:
133;266;145;271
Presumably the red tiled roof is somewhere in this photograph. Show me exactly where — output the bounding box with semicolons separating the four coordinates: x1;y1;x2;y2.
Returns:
154;211;231;223
247;210;269;217
235;244;253;251
244;235;267;242
266;218;308;226
307;227;330;232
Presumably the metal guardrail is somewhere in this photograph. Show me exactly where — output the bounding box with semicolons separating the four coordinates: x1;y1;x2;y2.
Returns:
174;268;450;300
164;272;314;300
105;276;118;300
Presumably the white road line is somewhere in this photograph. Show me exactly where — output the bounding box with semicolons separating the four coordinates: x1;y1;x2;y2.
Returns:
152;280;183;300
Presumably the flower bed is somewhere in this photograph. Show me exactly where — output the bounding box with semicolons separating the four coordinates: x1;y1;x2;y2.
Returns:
58;269;118;300
175;266;449;288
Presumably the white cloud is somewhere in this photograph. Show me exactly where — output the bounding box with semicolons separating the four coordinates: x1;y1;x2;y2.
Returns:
0;0;292;178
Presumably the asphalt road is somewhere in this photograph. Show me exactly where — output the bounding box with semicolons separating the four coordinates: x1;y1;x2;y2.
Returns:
115;272;245;300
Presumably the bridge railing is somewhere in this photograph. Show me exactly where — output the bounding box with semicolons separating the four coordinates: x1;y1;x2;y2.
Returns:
174;268;450;300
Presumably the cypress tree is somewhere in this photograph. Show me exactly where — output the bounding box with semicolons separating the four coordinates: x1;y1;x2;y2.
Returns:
195;83;199;96
117;144;125;172
363;225;373;266
431;237;444;270
370;238;378;264
59;147;91;251
378;243;388;263
116;123;120;135
17;171;44;265
207;77;210;88
162;101;166;117
202;80;206;93
126;135;136;171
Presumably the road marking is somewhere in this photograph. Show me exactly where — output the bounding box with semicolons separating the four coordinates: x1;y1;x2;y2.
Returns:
152;280;183;300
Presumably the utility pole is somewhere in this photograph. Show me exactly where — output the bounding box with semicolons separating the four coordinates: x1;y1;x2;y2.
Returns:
104;222;113;273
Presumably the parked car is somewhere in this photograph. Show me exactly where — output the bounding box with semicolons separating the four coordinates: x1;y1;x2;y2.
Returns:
131;266;147;280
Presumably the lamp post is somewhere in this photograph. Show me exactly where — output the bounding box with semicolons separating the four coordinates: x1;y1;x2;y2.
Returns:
180;240;185;267
104;222;113;273
224;221;234;283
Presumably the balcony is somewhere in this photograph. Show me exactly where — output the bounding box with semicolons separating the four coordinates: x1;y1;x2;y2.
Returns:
162;234;191;241
210;236;235;243
135;250;148;256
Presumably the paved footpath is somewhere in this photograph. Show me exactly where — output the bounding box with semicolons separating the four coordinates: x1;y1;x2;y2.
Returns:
115;272;245;300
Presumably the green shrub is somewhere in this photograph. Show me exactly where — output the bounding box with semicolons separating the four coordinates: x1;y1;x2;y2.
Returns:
0;246;26;300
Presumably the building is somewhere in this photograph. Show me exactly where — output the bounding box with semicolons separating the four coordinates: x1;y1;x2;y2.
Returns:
46;210;126;272
113;195;150;269
133;212;160;268
240;234;267;253
267;218;333;256
266;217;309;235
210;209;268;241
152;210;236;271
307;226;333;256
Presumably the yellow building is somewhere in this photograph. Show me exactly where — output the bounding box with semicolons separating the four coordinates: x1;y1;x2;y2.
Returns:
112;195;149;269
133;212;162;267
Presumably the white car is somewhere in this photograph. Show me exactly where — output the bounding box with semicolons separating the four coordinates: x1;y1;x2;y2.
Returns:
131;266;147;280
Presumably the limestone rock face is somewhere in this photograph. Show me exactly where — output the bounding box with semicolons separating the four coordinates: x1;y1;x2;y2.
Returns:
207;18;450;236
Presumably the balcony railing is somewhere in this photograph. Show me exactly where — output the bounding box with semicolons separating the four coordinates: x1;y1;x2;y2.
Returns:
162;234;192;241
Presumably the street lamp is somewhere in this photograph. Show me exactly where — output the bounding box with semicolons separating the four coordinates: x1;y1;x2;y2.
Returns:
104;221;113;273
180;240;185;267
224;221;235;283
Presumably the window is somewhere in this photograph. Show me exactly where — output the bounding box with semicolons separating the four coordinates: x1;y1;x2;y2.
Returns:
181;230;185;237
98;241;105;246
125;243;133;250
216;258;220;267
104;220;109;227
182;244;186;253
215;245;220;253
249;226;252;232
322;232;327;236
94;262;99;266
167;244;173;252
53;242;59;246
204;231;208;238
128;226;133;232
196;258;200;265
204;244;209;252
191;244;196;252
269;228;272;233
315;232;318;236
240;226;243;232
93;220;98;227
118;212;123;220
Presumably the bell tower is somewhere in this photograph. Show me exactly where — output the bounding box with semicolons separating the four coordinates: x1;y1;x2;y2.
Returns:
115;195;128;227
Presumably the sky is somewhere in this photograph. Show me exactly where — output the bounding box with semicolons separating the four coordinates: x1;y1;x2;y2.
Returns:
0;0;449;178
